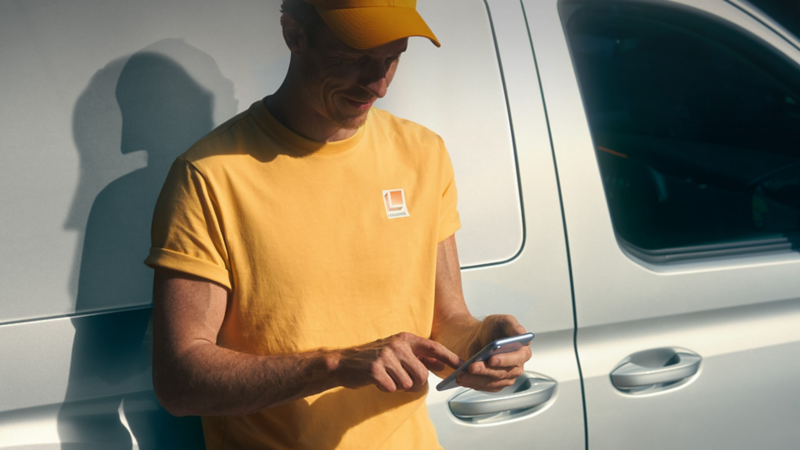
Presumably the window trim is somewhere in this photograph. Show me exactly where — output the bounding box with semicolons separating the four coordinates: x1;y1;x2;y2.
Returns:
726;0;800;53
620;233;800;263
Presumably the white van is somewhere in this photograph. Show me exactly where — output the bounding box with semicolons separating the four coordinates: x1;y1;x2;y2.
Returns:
2;1;799;448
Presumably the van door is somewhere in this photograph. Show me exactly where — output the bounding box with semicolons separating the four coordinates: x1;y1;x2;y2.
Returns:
402;1;585;448
0;0;585;448
528;0;800;448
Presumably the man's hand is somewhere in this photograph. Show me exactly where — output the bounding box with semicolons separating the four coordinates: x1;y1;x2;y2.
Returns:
333;332;462;393
456;314;532;393
431;236;533;394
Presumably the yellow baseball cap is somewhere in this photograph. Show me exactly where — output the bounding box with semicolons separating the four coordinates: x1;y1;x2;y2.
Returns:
303;0;441;49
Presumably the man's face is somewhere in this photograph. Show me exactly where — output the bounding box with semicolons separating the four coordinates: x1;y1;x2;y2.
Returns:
300;26;408;129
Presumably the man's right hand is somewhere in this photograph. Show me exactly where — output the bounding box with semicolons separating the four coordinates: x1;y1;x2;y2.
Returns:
332;332;462;393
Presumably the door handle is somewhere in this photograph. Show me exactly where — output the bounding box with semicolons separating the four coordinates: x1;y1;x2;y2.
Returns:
448;373;556;419
611;348;702;390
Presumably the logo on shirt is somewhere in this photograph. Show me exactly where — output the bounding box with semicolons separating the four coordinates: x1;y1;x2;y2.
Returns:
383;189;410;219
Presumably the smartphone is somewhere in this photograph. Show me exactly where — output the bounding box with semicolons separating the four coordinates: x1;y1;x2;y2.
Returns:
435;332;534;391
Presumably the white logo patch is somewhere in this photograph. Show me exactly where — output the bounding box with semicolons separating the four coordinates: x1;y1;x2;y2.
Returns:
383;189;410;219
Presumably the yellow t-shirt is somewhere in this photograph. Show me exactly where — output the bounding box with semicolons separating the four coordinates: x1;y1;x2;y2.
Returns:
145;99;461;449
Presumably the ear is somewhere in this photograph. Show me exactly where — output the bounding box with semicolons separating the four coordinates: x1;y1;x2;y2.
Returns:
281;13;308;55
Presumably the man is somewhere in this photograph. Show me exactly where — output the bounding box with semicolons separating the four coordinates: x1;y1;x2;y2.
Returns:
146;0;532;448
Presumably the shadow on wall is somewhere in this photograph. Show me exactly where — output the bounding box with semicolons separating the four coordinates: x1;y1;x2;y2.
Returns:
58;39;238;449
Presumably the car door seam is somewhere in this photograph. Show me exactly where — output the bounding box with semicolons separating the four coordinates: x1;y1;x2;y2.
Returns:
520;1;589;449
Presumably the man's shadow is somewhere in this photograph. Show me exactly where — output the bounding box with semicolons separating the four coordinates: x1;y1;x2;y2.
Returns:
58;39;237;449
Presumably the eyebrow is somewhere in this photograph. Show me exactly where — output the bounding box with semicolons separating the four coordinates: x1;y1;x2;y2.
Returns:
336;49;405;60
337;49;364;57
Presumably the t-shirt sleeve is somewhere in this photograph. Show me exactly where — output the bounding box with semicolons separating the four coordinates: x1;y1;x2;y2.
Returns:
437;137;462;243
144;157;231;289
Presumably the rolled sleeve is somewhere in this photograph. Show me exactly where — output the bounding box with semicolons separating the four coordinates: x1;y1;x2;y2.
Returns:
145;156;231;289
145;247;231;290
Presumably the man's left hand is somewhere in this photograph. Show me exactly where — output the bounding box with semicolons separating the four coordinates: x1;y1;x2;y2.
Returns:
456;314;532;392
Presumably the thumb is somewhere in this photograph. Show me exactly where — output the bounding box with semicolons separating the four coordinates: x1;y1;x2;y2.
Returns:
497;315;527;339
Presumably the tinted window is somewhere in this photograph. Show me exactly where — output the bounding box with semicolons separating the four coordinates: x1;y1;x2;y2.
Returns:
564;4;800;253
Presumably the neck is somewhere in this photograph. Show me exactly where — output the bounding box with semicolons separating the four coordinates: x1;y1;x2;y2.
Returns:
265;77;358;143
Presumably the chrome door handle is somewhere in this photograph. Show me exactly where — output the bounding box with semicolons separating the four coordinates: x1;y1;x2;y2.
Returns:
611;349;702;389
448;373;556;419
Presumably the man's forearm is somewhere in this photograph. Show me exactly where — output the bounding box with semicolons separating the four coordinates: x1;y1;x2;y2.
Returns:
430;236;484;362
154;342;339;417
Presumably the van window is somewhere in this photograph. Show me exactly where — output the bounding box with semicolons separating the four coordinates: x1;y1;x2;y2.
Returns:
563;4;800;255
749;0;800;41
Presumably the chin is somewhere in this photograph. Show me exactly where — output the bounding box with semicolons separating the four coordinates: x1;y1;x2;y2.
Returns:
334;111;369;130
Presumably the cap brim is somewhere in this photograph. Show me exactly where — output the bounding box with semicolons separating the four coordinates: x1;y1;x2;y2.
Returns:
316;6;441;49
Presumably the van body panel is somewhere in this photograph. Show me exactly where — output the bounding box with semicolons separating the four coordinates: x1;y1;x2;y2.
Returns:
533;0;800;447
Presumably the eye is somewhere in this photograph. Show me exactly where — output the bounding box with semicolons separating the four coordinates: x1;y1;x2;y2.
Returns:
339;54;370;67
385;56;400;68
357;55;371;66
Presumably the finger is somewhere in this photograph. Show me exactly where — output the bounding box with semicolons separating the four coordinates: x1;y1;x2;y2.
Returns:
457;373;507;392
392;336;431;389
457;372;518;391
468;361;525;379
485;346;532;369
374;369;397;393
399;359;430;392
419;356;446;373
394;345;430;391
384;353;415;391
405;334;462;369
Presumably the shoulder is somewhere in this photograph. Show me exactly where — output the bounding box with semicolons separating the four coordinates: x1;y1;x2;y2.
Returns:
368;108;449;170
179;102;262;171
182;109;251;162
369;108;445;148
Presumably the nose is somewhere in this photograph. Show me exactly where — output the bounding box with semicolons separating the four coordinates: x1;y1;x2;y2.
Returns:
360;59;390;99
